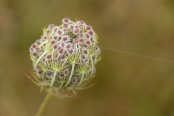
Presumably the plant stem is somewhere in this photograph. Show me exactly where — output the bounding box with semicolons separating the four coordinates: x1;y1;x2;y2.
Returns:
77;74;84;86
35;93;51;116
91;57;94;76
51;71;57;87
64;64;75;87
34;51;47;69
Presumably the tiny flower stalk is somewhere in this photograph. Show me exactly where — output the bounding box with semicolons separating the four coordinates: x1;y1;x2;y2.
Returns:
64;63;75;87
51;71;57;87
28;18;101;116
34;51;47;69
78;74;84;86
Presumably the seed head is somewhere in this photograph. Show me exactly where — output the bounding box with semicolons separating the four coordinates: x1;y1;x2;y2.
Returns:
29;18;101;97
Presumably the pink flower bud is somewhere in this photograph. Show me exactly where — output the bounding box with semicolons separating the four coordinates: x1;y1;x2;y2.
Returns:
85;33;90;38
86;26;92;30
59;73;65;78
61;55;65;59
62;18;70;23
83;49;88;54
64;69;69;75
54;35;58;40
61;43;65;48
86;40;91;45
36;47;40;51
51;40;55;44
53;44;58;49
33;52;37;56
89;31;94;35
74;29;79;34
80;38;84;42
32;44;37;48
82;55;86;60
59;49;64;54
46;55;51;59
63;24;68;28
73;39;78;44
58;30;62;35
66;44;71;49
68;49;74;55
48;24;54;29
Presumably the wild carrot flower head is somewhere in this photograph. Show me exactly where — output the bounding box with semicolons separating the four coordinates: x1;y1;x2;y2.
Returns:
29;18;101;97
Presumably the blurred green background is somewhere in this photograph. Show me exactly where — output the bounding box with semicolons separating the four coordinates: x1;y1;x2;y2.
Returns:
1;0;174;116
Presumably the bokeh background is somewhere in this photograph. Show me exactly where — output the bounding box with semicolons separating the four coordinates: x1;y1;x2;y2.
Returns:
1;0;174;116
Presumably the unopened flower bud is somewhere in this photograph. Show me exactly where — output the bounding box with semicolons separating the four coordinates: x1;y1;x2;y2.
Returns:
29;18;101;95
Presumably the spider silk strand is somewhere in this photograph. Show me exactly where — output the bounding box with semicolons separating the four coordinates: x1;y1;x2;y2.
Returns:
100;46;174;63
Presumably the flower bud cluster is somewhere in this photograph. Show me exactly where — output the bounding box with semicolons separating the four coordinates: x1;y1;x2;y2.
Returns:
29;18;101;91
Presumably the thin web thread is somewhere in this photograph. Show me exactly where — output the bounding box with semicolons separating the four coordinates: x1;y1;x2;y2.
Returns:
100;46;174;63
72;45;173;116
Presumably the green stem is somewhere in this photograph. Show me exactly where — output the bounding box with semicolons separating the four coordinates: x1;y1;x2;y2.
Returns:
77;74;84;86
64;64;75;87
35;51;47;69
35;93;51;116
51;71;57;87
58;82;64;89
91;57;94;76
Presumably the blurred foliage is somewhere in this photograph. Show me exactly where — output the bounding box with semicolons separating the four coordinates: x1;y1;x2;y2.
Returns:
1;0;174;116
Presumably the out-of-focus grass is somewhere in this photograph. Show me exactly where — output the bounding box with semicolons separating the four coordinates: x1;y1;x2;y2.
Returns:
1;0;174;116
